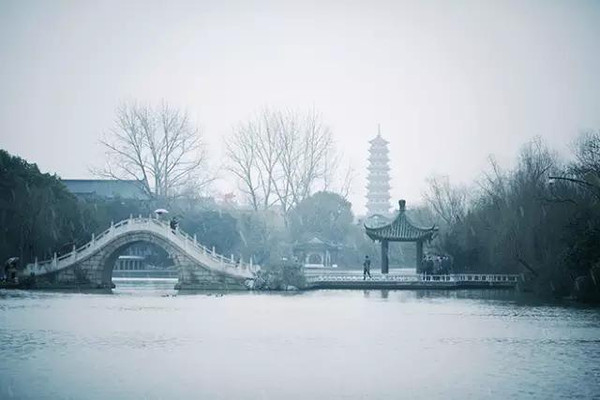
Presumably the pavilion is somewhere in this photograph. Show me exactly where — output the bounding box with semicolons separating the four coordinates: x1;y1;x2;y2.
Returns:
364;200;438;274
293;237;340;269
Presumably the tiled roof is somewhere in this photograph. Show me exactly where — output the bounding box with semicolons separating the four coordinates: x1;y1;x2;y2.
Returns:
364;202;437;242
369;133;389;145
293;236;340;250
62;179;149;199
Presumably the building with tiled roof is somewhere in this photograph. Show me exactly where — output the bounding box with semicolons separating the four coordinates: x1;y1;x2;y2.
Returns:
293;237;340;268
62;179;149;200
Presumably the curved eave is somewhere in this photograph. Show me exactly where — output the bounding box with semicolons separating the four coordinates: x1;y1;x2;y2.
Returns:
369;137;389;145
363;212;438;242
365;229;436;242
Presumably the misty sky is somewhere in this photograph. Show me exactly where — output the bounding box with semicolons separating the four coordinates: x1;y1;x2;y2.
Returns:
1;0;600;214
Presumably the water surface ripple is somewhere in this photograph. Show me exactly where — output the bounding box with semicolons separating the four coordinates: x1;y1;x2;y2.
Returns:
1;279;599;399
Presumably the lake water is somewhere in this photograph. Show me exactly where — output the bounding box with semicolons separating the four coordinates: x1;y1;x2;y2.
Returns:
1;279;599;399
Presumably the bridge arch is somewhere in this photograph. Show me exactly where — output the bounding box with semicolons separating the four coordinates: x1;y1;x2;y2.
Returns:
25;217;257;290
96;232;187;287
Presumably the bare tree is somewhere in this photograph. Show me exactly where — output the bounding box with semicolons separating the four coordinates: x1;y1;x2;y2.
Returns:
571;131;600;194
424;175;468;226
225;107;337;215
97;101;210;199
254;110;285;209
574;130;600;176
225;109;284;211
225;121;263;211
295;108;335;203
271;108;337;215
337;162;356;201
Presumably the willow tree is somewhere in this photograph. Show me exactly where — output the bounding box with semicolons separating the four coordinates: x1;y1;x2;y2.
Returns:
98;101;209;200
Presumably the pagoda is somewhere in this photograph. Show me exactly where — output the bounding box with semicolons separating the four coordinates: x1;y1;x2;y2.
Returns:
366;126;391;216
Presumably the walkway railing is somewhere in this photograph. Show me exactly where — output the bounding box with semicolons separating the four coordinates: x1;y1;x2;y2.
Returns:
25;216;260;278
305;273;521;284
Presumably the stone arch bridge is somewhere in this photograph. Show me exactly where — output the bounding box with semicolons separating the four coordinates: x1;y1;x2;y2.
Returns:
24;217;259;290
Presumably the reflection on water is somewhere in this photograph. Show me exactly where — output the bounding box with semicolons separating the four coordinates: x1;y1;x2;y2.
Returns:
1;280;599;399
112;277;179;296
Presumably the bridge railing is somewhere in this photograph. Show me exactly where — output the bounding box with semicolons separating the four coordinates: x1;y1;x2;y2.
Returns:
25;216;260;277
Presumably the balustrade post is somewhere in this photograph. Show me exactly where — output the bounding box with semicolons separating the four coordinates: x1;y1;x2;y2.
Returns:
91;233;95;245
129;214;133;221
193;234;197;245
231;254;234;263
212;246;216;256
72;244;77;259
34;257;38;269
53;252;57;268
138;214;142;220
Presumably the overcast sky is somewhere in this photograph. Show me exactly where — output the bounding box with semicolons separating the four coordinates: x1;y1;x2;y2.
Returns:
1;0;600;214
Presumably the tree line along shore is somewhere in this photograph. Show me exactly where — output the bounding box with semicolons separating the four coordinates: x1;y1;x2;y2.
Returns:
2;103;599;302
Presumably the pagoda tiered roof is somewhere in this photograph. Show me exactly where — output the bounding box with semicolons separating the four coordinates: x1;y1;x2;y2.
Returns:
365;200;437;242
366;128;391;217
369;133;389;145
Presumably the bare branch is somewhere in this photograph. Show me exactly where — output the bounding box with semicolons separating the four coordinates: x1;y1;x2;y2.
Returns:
96;101;208;199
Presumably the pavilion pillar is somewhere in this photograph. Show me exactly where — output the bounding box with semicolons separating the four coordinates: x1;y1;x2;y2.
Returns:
416;240;424;273
381;240;389;274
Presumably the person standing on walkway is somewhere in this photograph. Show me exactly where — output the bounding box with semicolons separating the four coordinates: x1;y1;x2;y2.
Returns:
363;255;372;280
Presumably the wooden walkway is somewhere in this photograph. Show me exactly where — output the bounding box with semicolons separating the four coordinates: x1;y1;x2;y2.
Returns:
304;271;520;290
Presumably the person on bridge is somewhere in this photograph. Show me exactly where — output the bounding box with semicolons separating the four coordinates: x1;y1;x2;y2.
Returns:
170;217;179;232
363;255;372;280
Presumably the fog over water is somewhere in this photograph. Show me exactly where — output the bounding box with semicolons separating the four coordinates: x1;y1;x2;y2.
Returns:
1;280;599;399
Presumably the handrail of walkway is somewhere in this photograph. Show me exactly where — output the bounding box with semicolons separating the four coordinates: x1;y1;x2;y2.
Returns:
25;216;260;278
305;273;521;283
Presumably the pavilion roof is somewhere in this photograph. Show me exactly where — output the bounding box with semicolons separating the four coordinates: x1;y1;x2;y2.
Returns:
364;200;437;242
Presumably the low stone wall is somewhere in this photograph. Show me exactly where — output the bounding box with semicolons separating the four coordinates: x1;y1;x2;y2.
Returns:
176;263;249;290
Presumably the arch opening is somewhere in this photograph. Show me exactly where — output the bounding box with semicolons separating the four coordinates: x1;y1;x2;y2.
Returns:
101;238;181;289
111;242;174;277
